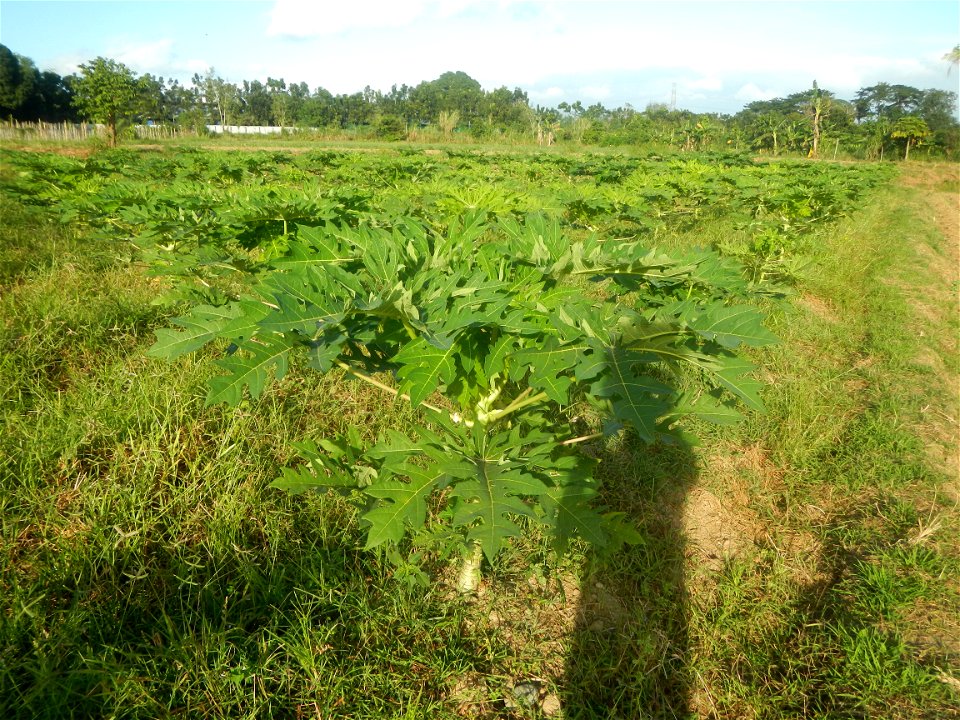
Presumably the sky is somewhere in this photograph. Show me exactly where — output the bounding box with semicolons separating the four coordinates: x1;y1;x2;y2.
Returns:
1;0;958;114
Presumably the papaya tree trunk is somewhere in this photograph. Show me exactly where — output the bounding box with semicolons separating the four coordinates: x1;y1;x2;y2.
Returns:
456;542;483;593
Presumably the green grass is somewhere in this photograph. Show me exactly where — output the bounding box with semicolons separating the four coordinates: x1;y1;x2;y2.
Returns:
674;169;960;719
1;149;957;719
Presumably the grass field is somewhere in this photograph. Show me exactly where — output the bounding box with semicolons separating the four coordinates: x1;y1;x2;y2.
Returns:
1;143;957;719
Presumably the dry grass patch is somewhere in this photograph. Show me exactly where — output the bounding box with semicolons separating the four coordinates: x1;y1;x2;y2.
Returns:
796;292;840;324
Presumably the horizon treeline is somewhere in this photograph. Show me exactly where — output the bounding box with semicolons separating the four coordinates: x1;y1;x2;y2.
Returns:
1;43;957;158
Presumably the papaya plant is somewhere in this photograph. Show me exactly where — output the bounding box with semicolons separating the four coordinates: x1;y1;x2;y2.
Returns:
149;211;777;590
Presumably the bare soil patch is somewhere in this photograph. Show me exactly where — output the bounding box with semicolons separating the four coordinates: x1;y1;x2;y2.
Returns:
682;487;759;572
447;571;581;717
6;143;96;159
685;444;773;569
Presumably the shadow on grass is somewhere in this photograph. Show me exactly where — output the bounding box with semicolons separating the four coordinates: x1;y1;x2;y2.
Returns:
754;494;960;719
0;494;496;719
1;377;703;719
561;435;699;719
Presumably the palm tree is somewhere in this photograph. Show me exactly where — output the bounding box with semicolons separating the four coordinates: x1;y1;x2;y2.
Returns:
944;45;960;74
890;116;931;160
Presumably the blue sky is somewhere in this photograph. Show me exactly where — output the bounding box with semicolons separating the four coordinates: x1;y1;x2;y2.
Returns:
1;1;958;114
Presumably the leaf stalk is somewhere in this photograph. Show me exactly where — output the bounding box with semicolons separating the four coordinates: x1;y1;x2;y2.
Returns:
335;361;443;414
483;390;549;424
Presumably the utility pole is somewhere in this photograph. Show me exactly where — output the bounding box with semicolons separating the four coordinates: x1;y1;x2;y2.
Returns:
670;83;677;111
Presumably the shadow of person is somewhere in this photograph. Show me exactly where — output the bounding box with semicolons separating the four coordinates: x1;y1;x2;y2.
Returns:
561;433;699;719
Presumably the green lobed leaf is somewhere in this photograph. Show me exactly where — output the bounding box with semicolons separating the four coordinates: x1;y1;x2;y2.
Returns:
541;480;608;551
483;335;517;380
271;224;350;267
665;390;744;425
511;337;585;404
271;465;357;494
589;346;673;443
704;353;767;411
393;337;459;407
205;334;291;407
450;458;549;562
147;304;244;359
257;269;348;335
688;302;779;348
367;429;427;471
361;463;448;549
307;330;348;372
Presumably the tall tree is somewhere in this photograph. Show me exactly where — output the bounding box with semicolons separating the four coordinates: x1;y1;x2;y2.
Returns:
918;89;958;131
31;71;76;122
73;57;139;146
409;71;484;125
0;44;23;117
854;82;892;122
135;73;166;122
161;78;194;124
195;69;240;126
239;79;271;125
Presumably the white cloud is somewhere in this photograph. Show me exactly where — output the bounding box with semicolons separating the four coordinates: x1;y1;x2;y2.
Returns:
684;76;723;92
529;86;566;101
49;53;86;77
734;82;778;103
110;38;176;73
95;38;211;80
164;0;955;113
264;0;509;39
49;42;203;81
179;59;212;76
267;0;429;37
578;84;610;100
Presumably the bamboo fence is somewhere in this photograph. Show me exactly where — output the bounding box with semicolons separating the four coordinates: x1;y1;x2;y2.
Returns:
0;121;187;141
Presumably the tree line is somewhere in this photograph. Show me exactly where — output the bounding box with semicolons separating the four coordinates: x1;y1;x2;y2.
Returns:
1;43;957;158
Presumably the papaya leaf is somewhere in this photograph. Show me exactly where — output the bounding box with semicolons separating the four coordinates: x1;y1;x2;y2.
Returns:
394;337;459;407
689;302;779;348
511;337;585;404
271;465;358;494
205;334;291;407
361;463;449;549
483;335;517;380
665;390;744;425
450;458;549;562
257;270;347;335
147;303;244;359
541;480;608;551
589;347;672;443
705;353;767;411
368;429;427;471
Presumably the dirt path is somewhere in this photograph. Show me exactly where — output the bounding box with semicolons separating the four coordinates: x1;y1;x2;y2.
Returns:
898;161;959;264
896;162;960;490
